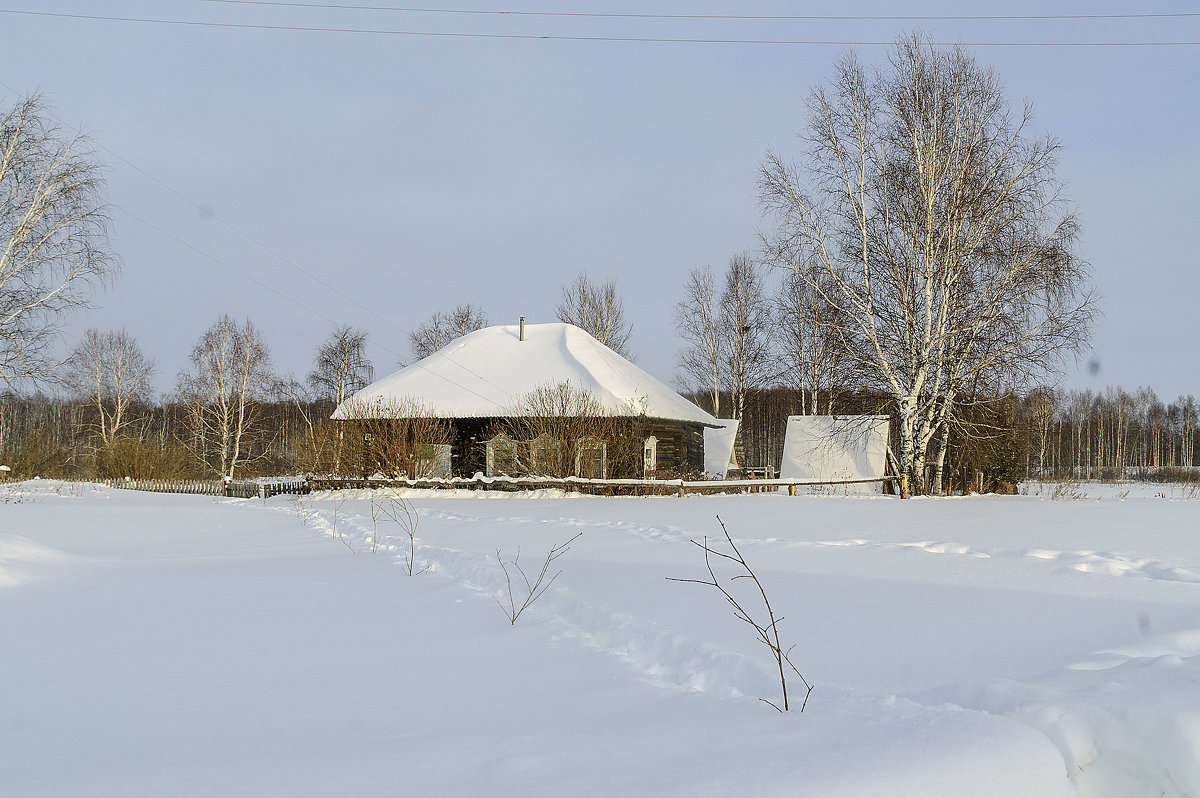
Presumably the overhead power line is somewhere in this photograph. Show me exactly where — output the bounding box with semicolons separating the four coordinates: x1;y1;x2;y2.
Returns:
0;78;516;409
0;77;400;340
200;1;1200;23
118;207;511;409
2;8;1198;46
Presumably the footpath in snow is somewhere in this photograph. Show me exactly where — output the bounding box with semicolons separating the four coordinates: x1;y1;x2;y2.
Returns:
2;480;1198;797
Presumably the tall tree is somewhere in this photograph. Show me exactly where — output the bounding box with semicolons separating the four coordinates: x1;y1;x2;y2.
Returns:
759;34;1094;496
777;263;847;416
308;325;374;405
1;93;116;384
176;315;274;479
555;272;634;359
719;253;774;421
61;328;155;446
674;265;723;417
409;303;488;361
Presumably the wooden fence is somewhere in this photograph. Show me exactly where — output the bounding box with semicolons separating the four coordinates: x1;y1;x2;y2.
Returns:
310;474;896;496
101;478;311;499
91;474;893;498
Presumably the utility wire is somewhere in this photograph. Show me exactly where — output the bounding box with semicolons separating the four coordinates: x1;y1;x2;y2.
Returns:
0;78;515;408
117;206;512;409
116;206;349;334
100;142;520;402
200;1;1200;23
2;8;1198;45
99;142;408;339
0;77;400;335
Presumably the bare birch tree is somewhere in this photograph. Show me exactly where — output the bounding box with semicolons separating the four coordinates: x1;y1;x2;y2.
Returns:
61;328;155;446
292;325;375;474
759;34;1094;497
777;264;847;416
555;272;634;359
719;254;774;421
1;93;116;384
176;315;274;479
309;325;373;406
409;303;488;361
674;265;723;417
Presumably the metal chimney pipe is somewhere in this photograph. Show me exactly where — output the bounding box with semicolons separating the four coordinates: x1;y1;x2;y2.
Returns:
519;315;525;341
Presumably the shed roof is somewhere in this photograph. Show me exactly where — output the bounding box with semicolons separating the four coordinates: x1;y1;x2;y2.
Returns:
332;322;718;427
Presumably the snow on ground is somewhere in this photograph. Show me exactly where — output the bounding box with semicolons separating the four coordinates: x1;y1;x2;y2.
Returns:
3;480;1199;796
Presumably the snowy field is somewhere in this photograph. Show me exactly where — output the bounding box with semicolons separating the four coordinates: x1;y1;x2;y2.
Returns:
3;480;1199;797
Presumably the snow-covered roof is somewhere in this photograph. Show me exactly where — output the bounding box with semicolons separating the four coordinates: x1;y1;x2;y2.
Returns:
333;322;718;426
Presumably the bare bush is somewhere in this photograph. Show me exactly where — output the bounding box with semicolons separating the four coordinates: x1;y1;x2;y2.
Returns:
330;397;454;479
1;422;75;478
370;495;425;571
500;382;631;478
85;434;189;480
669;516;813;712
1050;481;1087;501
492;532;582;625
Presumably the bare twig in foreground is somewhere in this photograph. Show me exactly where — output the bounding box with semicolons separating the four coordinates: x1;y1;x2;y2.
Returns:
669;515;813;711
492;532;583;625
370;495;426;574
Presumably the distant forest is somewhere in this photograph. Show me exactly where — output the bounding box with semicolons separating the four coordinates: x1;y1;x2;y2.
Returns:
3;383;1195;493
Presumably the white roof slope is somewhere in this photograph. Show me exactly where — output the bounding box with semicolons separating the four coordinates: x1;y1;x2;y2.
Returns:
333;322;718;426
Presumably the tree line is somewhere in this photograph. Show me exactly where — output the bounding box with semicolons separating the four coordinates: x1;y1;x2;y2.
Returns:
0;293;632;482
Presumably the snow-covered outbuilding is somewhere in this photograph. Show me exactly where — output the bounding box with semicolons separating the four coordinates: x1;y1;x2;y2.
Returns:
779;415;891;494
333;322;720;479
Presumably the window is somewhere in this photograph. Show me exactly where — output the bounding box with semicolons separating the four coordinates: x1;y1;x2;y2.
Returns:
643;436;658;479
485;434;521;477
414;443;452;479
575;437;607;479
529;434;563;475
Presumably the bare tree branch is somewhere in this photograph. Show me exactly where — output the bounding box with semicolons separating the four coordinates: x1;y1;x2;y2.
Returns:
409;303;488;362
1;93;117;386
669;516;813;711
556;273;634;359
492;532;583;625
759;33;1094;497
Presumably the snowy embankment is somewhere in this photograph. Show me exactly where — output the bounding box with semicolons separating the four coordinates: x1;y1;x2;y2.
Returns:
2;481;1199;797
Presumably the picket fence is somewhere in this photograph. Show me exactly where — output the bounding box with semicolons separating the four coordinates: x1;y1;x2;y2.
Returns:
94;474;892;499
310;474;895;496
101;478;311;499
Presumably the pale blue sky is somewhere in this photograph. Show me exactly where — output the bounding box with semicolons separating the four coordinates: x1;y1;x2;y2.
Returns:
3;1;1198;400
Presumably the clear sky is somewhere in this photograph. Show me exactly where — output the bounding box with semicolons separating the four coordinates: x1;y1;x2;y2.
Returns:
3;1;1198;401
